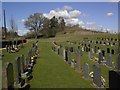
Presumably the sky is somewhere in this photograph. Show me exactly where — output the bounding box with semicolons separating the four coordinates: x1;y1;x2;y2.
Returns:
2;2;119;36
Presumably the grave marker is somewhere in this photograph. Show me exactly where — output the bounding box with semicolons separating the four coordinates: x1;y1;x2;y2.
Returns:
2;62;14;89
83;63;90;79
93;64;102;87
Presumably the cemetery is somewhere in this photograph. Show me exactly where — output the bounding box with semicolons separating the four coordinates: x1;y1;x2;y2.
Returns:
1;2;120;89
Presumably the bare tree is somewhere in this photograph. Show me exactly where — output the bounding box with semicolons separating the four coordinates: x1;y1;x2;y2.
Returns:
24;13;46;39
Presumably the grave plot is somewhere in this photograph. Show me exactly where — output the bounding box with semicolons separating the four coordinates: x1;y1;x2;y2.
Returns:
2;40;39;89
51;34;119;88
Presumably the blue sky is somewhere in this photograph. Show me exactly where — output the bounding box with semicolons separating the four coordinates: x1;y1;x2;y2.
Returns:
2;2;118;36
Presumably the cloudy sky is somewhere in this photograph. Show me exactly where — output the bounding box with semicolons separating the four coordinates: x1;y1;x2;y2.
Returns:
2;2;118;36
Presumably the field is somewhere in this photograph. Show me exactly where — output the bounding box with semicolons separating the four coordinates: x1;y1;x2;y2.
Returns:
2;31;119;88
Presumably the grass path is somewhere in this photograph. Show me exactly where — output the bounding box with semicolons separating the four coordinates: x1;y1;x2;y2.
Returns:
29;41;92;88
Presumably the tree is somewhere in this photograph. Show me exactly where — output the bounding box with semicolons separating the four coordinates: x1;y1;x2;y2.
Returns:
24;13;46;39
58;17;65;31
9;16;18;39
49;16;58;36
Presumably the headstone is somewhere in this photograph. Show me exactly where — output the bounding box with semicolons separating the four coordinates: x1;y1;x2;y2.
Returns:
94;46;97;53
116;54;120;70
93;64;102;87
67;50;71;64
88;52;91;60
6;45;8;53
111;49;114;54
102;50;105;57
20;55;25;73
98;52;103;64
2;62;14;89
63;48;66;59
83;63;90;79
107;48;110;53
16;57;22;84
75;51;81;72
106;54;112;67
109;70;120;88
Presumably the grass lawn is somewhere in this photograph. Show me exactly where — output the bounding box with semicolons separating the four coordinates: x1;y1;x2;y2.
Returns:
2;33;118;88
29;41;92;88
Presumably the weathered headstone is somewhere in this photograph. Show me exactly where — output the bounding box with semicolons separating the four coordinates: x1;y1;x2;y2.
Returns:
67;50;71;64
93;64;102;87
16;57;22;84
75;51;81;72
116;54;120;70
2;62;14;89
83;63;90;79
98;52;103;64
63;48;66;59
88;52;91;60
20;55;25;73
106;54;112;67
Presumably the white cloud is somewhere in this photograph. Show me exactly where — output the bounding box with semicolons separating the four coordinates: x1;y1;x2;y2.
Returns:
18;19;25;23
69;10;81;18
107;13;114;16
65;18;84;26
43;6;83;27
86;22;96;25
18;29;29;36
63;6;73;10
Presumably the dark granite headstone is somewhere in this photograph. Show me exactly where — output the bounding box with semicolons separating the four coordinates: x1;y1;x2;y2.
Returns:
109;70;120;88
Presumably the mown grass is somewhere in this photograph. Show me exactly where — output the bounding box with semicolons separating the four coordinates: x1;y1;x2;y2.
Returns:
29;42;92;88
2;32;118;88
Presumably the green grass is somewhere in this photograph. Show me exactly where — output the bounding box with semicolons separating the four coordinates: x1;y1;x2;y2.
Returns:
2;32;118;88
29;42;92;88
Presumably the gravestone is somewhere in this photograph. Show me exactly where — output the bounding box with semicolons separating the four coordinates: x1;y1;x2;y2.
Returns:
83;63;90;79
116;54;120;70
2;62;14;89
75;51;81;72
6;45;8;53
107;48;110;53
94;46;97;53
93;64;102;87
67;50;71;64
106;54;112;67
16;57;22;84
88;52;91;60
102;50;105;57
92;47;95;53
111;49;114;54
98;52;103;64
20;55;25;73
63;48;66;59
109;70;120;88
